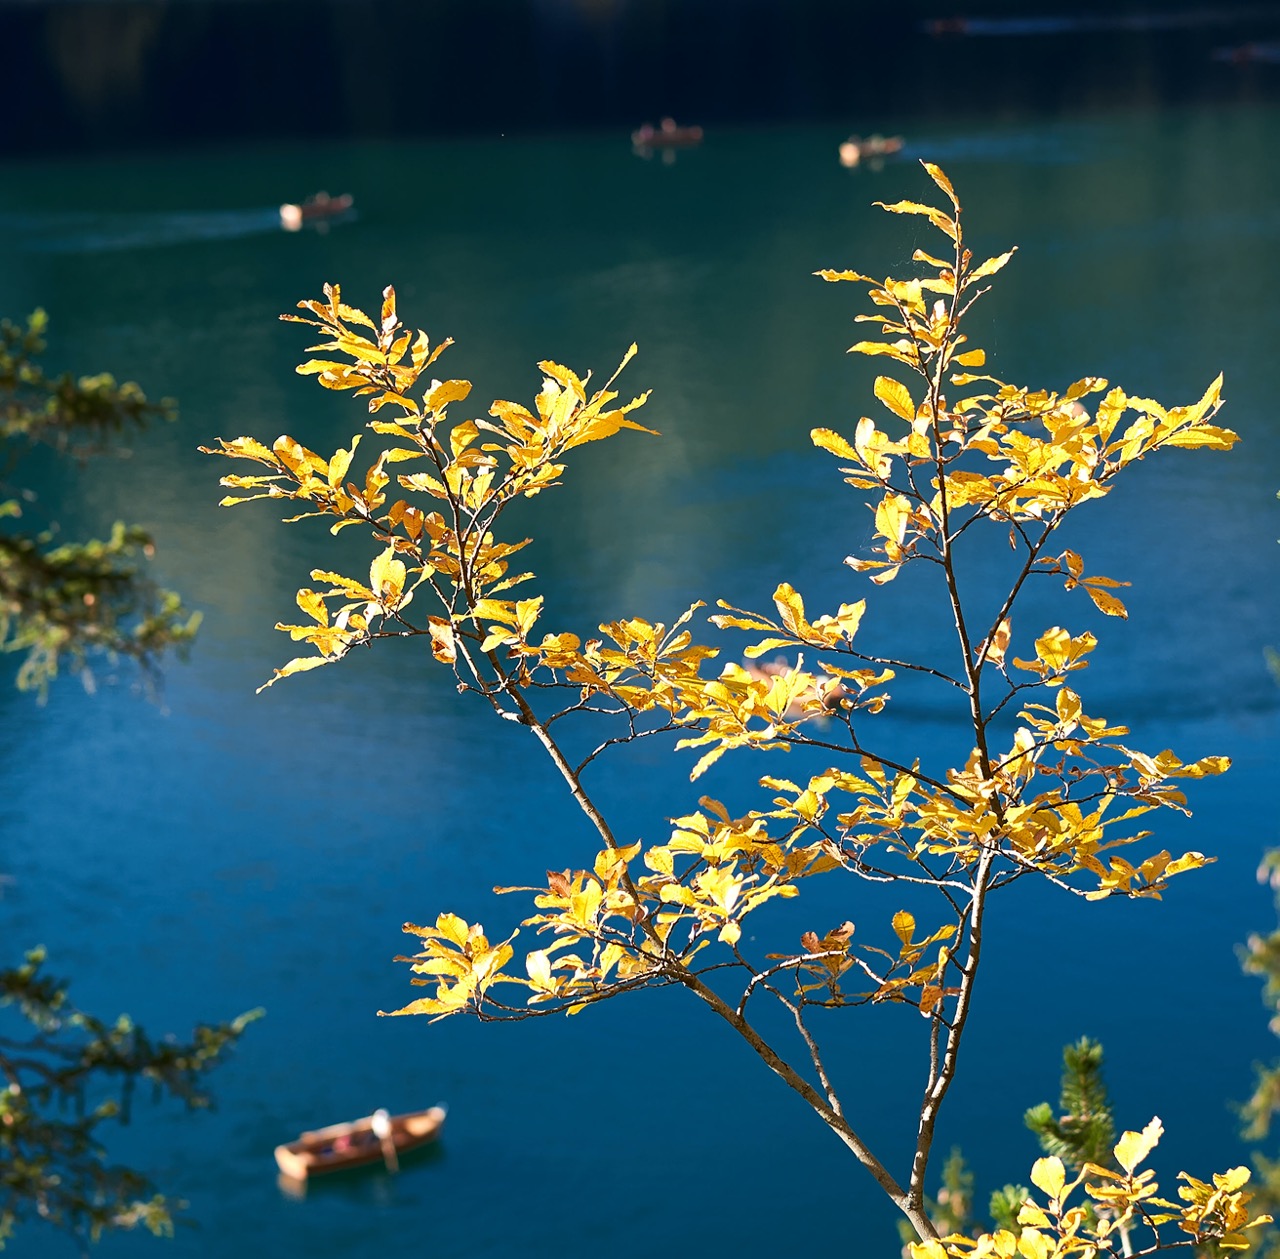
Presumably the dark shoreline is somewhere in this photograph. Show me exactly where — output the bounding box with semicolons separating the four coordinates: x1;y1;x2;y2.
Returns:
4;0;1280;157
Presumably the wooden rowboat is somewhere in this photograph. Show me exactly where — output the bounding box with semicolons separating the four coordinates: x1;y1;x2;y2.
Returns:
273;1105;446;1181
278;192;355;231
838;134;905;168
631;118;704;149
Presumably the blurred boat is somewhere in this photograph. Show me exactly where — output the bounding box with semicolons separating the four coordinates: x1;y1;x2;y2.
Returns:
279;192;355;231
273;1105;446;1180
838;134;905;168
632;117;704;150
1213;42;1280;64
737;658;848;720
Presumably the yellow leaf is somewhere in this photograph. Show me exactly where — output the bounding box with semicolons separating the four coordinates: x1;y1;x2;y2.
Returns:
772;583;809;636
369;544;407;605
1018;1203;1051;1229
1214;1166;1252;1193
327;437;361;487
427;616;456;664
644;847;674;876
908;1244;947;1259
432;912;470;946
986;617;1012;666
814;268;877;283
1065;376;1108;401
1016;1228;1049;1259
1114;1116;1163;1175
379;284;398;332
969;248;1017;282
847;339;919;364
425;378;473;411
874;375;916;421
450;418;480;458
1085;586;1128;618
1163;425;1238;450
811;427;859;459
874;493;911;549
1030;1156;1066;1200
296;588;328;625
472;598;516;624
515;597;543;637
1183;754;1230;778
837;600;866;640
525;950;553;991
255;655;331;693
538;359;586;402
892;909;915;944
921;162;958;207
378;996;455;1018
874;199;958;240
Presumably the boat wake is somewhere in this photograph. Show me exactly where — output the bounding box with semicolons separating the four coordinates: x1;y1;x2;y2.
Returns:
900;130;1087;164
2;207;293;255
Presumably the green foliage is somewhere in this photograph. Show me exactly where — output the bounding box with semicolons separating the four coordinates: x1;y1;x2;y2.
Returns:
989;1183;1034;1233
0;310;200;694
1;310;171;448
0;949;260;1247
1;311;252;1249
1026;1037;1117;1173
207;163;1263;1252
1239;826;1280;1256
1246;861;1280;1142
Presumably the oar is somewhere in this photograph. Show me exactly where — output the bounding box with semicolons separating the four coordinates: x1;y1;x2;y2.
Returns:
370;1108;399;1173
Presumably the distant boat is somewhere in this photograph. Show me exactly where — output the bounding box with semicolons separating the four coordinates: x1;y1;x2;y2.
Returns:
736;658;849;721
274;1105;446;1181
838;134;905;168
632;117;704;150
1212;42;1280;64
279;192;355;231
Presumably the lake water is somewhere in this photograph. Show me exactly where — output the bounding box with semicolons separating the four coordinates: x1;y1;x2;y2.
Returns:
3;104;1280;1257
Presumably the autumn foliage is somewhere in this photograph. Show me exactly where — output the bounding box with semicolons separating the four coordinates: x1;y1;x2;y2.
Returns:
204;163;1265;1251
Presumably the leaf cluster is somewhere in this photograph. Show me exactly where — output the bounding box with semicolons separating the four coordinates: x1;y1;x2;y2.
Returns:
0;311;199;694
0;949;261;1248
1;311;174;451
910;1120;1270;1258
2;310;250;1251
205;164;1245;1246
1233;847;1280;1258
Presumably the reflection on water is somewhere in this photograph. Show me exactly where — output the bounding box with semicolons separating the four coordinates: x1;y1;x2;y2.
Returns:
275;1140;446;1204
1;107;1279;1259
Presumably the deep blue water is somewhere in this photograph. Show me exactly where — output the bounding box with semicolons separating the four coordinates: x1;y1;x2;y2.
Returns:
2;105;1280;1257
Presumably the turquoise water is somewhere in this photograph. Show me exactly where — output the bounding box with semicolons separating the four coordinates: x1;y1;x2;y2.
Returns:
2;105;1280;1257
